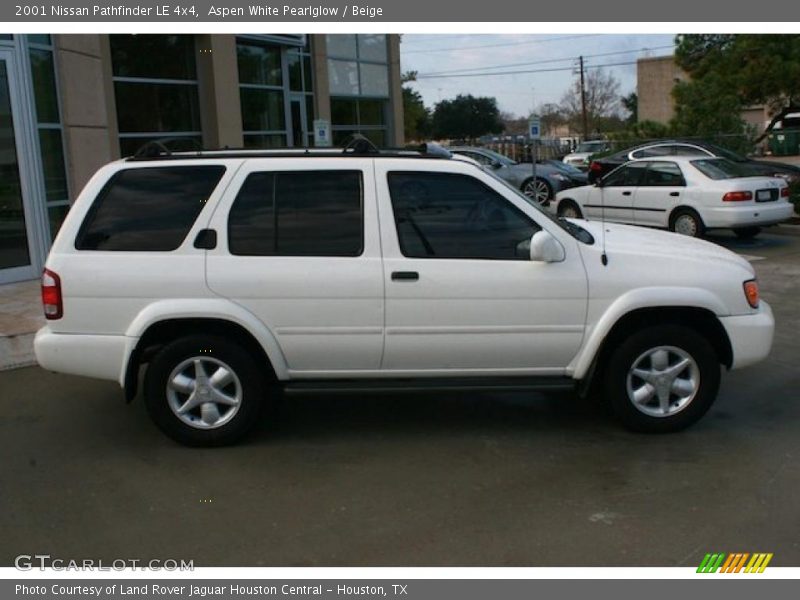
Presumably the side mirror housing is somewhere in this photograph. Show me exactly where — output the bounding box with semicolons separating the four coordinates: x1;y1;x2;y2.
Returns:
529;230;566;263
594;178;604;188
491;161;503;170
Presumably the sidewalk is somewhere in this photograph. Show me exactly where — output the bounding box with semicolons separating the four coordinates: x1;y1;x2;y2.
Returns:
0;280;43;371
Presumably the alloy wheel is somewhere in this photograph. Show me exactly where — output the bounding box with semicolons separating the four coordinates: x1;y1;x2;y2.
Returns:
524;179;550;205
166;356;243;429
625;345;700;418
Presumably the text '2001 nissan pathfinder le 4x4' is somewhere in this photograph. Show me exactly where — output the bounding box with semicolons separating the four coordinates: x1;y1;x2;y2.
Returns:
34;139;775;446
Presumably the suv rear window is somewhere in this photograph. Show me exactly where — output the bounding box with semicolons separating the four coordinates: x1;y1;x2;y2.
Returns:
228;170;363;257
75;166;225;251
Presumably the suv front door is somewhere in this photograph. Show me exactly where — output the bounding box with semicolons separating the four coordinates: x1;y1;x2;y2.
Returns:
374;162;588;374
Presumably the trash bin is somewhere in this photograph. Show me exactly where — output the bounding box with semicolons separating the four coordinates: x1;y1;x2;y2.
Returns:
769;128;800;157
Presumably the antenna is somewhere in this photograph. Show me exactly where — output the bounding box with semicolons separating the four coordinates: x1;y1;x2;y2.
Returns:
599;179;608;266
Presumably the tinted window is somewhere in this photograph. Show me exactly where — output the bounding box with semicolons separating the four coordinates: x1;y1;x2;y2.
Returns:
75;166;225;251
388;172;538;260
672;144;712;157
228;171;363;256
631;145;675;159
642;162;686;186
691;158;754;180
603;162;648;187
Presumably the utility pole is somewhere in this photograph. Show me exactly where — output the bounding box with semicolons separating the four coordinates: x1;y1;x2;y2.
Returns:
579;55;589;139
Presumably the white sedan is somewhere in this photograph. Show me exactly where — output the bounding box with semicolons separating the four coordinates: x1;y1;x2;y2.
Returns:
553;156;794;238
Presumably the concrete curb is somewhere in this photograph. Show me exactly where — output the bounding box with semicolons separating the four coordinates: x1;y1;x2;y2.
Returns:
0;332;38;372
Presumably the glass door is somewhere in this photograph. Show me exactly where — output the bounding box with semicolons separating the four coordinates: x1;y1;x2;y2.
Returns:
289;94;309;148
0;51;38;283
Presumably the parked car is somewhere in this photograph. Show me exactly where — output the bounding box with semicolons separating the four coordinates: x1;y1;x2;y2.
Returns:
35;143;774;445
449;146;586;205
587;139;800;184
562;140;612;170
554;157;793;238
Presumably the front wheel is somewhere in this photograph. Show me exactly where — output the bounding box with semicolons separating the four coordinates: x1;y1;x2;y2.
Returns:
144;335;266;446
522;178;552;206
604;325;720;433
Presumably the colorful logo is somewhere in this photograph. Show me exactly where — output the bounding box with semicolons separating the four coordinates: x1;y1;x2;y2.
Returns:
697;553;773;573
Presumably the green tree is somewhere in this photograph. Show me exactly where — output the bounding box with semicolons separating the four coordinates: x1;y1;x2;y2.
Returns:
621;92;638;124
401;71;431;142
431;94;504;142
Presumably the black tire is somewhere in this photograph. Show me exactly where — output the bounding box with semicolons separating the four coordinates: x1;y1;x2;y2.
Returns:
522;177;553;206
144;335;266;446
669;208;705;238
604;325;720;433
557;199;583;219
733;226;761;239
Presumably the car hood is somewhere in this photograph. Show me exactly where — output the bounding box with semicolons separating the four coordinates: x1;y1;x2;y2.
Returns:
570;219;754;275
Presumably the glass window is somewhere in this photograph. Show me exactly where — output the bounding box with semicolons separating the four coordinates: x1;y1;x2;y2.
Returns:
326;35;357;59
691;158;754;180
75;166;225;251
27;34;50;45
243;133;287;149
388;172;538;260
603;162;648;187
228;171;363;257
357;35;388;63
110;35;196;80
237;42;282;87
288;51;302;92
359;63;389;97
38;129;68;202
642;162;686;187
29;49;59;123
47;204;69;242
672;144;712;157
114;81;200;134
240;88;285;132
631;145;675;159
328;59;360;96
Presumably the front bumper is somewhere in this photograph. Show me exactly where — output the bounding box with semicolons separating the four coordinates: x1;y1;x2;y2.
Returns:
719;301;774;370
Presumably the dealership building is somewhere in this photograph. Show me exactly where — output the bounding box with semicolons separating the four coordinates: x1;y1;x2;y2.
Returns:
0;34;404;284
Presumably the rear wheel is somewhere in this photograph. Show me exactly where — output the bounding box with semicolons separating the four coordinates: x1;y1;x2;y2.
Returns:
144;335;265;446
734;226;761;239
604;325;720;433
670;208;705;238
557;199;583;219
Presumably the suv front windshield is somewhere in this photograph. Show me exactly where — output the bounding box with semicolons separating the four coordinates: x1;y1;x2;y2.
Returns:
483;166;594;245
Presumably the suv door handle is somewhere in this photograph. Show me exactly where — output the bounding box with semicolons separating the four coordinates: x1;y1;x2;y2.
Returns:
670;191;680;197
392;271;419;281
622;191;632;196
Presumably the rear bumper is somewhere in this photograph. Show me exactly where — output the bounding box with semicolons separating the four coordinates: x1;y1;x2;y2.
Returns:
702;202;794;229
34;327;130;385
719;301;774;370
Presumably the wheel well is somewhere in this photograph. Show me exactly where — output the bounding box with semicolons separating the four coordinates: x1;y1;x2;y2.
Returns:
582;306;733;395
124;318;276;402
669;205;701;226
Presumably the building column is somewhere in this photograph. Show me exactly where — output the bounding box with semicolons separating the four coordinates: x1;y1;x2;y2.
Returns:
387;34;405;147
53;34;118;199
196;35;243;149
310;34;331;124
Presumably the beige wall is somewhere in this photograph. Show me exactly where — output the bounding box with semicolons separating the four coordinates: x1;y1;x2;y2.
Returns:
387;34;405;146
637;56;688;124
53;34;118;200
196;35;243;149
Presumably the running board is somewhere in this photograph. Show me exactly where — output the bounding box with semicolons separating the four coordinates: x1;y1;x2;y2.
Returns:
282;376;575;395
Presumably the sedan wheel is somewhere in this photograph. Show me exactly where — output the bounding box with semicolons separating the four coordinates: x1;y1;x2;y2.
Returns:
523;178;551;206
670;209;705;238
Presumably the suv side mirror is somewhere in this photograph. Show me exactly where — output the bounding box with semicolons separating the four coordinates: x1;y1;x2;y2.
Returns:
529;230;565;263
490;161;503;170
594;178;605;188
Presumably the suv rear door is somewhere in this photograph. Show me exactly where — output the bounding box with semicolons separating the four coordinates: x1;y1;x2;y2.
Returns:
205;158;384;374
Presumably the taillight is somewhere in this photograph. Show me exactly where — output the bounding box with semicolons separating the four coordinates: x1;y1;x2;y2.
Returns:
589;161;602;172
722;191;753;202
743;280;759;309
41;268;63;320
781;187;790;198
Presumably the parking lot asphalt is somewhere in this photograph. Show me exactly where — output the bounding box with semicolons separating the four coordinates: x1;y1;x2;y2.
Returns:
1;228;799;567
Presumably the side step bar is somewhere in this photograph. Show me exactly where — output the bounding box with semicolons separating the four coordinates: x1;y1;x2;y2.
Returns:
282;376;575;395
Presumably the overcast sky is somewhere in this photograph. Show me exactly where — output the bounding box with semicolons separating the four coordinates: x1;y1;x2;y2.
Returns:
400;34;677;118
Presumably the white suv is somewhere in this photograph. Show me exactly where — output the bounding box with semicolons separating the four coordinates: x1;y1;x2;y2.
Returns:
34;143;775;446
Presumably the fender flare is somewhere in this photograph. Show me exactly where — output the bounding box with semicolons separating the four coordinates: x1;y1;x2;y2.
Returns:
120;298;289;385
568;287;729;380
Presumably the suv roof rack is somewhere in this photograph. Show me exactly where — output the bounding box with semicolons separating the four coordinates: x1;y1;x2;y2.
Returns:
126;135;453;162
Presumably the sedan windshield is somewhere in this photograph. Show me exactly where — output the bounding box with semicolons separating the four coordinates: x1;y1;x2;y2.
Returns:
691;158;755;180
576;141;607;153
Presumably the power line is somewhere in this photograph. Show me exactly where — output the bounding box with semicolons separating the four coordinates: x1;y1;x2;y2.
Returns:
417;45;675;77
415;60;640;80
401;34;601;54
